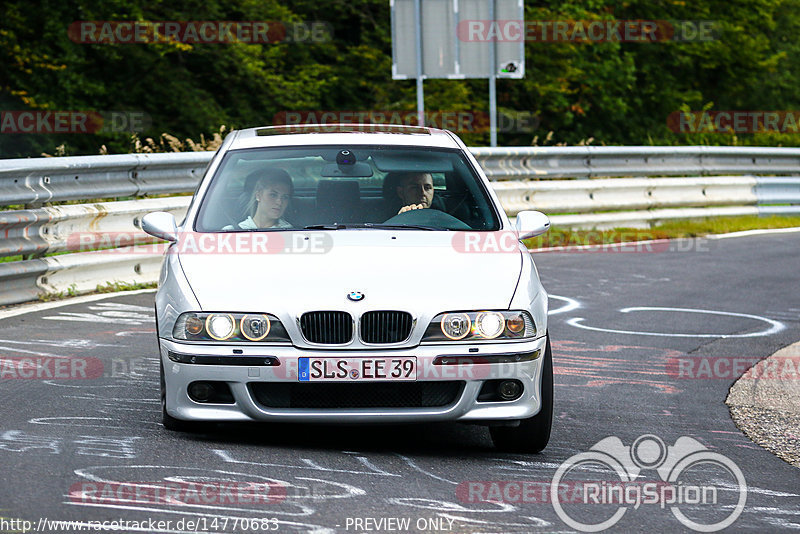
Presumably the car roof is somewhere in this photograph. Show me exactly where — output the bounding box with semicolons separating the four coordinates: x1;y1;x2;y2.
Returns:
227;124;462;150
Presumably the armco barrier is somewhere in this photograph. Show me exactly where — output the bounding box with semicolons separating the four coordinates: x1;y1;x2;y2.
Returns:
0;197;191;258
0;152;208;206
470;145;800;179
0;146;799;306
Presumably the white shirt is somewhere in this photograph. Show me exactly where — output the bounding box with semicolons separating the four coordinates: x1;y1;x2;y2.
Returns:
223;216;293;230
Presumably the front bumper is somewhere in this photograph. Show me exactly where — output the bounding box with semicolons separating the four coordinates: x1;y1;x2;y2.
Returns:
159;336;548;424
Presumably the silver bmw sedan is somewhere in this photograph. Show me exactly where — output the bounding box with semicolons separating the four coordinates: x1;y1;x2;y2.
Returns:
142;124;553;452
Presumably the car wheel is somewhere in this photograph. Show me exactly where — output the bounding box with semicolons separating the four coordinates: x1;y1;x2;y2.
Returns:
160;359;197;432
490;335;553;453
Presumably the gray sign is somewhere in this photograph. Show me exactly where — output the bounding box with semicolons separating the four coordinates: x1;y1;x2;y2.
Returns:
392;0;525;80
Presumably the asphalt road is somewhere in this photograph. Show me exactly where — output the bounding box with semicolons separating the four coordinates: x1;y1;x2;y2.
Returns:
0;231;799;533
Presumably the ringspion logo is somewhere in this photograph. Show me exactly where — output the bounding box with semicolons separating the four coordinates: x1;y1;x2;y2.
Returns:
551;434;747;531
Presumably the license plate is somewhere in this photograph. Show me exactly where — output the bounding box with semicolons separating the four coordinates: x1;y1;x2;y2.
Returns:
298;357;416;382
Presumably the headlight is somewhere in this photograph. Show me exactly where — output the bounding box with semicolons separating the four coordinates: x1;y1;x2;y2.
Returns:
206;314;235;340
423;310;536;342
240;314;270;341
173;312;290;342
475;312;505;339
441;313;471;340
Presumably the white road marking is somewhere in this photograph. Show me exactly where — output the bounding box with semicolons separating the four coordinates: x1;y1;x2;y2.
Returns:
0;338;115;348
0;288;155;320
548;294;581;316
567;307;785;338
0;346;71;358
438;513;553;528
29;417;136;429
707;227;800;239
396;454;458;485
386;497;515;513
213;449;401;476
72;465;315;517
293;477;367;499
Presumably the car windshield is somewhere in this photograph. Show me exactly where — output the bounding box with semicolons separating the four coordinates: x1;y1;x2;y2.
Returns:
194;145;501;231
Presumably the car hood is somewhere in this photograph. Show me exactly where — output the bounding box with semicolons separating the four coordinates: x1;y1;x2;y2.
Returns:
177;231;523;315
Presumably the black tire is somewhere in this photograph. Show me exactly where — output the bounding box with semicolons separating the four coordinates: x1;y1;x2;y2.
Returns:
160;359;197;432
490;335;553;453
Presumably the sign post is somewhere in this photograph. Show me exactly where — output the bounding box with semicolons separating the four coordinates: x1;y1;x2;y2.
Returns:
391;0;525;146
413;0;425;125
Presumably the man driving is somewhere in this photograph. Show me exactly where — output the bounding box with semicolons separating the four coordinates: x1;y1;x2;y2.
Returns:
396;172;434;214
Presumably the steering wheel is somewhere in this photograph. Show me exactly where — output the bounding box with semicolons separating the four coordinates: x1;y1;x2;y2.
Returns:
383;208;471;230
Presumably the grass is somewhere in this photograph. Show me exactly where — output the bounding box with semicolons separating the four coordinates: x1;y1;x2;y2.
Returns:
523;215;800;249
37;281;157;302
95;280;158;293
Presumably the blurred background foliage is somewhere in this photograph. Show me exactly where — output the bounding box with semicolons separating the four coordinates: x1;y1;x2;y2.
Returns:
2;0;800;156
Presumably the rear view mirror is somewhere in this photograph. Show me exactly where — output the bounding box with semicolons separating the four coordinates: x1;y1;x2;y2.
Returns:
321;162;374;177
515;210;551;240
142;212;178;242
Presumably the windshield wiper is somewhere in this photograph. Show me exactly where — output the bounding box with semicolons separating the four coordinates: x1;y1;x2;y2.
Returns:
304;223;441;231
303;224;349;230
358;223;441;231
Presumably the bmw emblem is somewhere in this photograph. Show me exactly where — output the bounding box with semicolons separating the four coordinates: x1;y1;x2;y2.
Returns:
347;291;365;302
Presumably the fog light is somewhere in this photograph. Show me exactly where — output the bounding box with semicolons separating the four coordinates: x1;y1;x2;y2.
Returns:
188;382;215;402
498;380;522;400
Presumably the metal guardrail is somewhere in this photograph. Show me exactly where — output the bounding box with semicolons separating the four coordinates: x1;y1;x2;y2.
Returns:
471;146;800;179
4;146;800;206
0;146;799;306
0;152;209;206
0;196;190;307
0;197;190;258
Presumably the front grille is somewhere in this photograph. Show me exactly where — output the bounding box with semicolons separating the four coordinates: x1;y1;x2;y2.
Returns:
360;311;413;344
249;381;464;409
300;311;353;344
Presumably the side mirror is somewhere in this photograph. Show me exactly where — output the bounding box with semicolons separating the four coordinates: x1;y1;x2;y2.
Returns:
515;210;551;240
141;212;178;242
